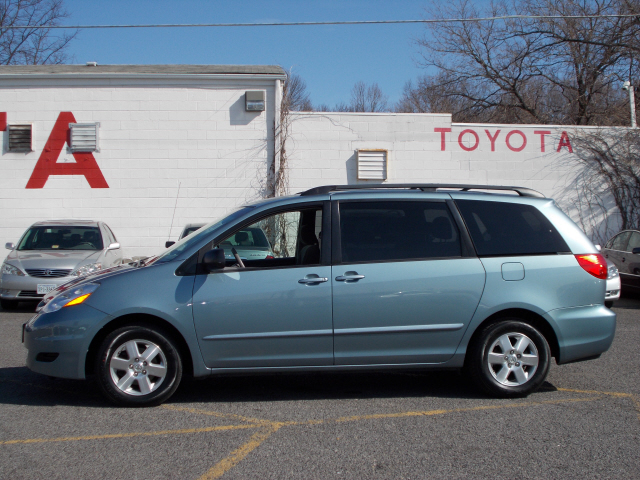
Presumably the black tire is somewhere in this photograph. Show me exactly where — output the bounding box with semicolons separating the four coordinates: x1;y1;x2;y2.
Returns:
466;320;550;398
0;299;19;310
605;301;613;309
95;324;182;406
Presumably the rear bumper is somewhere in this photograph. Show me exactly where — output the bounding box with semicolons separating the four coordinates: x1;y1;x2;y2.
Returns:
545;304;616;365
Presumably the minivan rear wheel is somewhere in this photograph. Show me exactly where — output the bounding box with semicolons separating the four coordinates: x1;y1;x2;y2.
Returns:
466;320;550;397
95;325;182;406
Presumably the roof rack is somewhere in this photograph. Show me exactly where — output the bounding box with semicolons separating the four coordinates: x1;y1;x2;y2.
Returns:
299;184;545;198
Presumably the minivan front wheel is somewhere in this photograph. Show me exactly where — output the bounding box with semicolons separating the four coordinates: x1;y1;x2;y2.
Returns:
467;320;550;397
95;325;182;406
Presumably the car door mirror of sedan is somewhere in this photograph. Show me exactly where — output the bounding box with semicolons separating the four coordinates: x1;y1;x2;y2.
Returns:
595;244;602;251
633;247;640;255
5;242;15;250
203;248;226;272
106;242;121;251
165;241;175;248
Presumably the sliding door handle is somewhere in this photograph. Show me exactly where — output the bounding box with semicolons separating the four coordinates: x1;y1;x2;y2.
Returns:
335;272;365;282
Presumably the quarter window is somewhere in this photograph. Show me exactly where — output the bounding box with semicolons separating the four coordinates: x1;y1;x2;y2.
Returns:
339;201;461;263
456;200;570;256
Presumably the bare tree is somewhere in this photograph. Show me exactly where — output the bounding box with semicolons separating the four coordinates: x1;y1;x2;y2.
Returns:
348;81;389;112
413;0;639;125
284;73;313;112
0;0;76;65
566;128;640;242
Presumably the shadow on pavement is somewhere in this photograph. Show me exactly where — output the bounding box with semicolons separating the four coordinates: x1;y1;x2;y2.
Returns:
0;365;559;408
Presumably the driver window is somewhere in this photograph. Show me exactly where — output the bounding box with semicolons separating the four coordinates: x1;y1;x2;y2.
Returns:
217;207;322;268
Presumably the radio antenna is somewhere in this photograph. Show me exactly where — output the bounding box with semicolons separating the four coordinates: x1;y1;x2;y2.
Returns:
168;181;181;240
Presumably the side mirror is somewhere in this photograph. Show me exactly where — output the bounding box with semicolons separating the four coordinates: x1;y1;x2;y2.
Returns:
633;247;640;255
107;242;120;251
595;244;602;251
5;242;15;250
165;241;175;248
203;248;226;272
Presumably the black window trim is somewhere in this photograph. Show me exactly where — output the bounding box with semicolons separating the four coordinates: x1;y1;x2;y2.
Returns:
331;198;475;266
191;200;330;275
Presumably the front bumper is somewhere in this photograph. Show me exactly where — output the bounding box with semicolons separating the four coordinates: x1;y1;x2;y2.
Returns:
1;273;74;301
545;304;616;365
23;302;111;379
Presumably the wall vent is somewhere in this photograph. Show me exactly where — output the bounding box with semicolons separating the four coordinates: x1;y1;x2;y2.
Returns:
357;149;387;180
7;124;33;152
69;123;99;152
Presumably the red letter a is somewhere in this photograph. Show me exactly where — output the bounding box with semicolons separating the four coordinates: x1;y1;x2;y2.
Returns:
26;112;108;188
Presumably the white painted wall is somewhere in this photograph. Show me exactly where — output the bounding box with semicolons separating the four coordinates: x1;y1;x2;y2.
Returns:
0;76;278;257
287;112;618;241
0;81;620;260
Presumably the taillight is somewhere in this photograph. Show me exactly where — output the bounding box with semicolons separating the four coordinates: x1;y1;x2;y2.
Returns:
575;254;608;279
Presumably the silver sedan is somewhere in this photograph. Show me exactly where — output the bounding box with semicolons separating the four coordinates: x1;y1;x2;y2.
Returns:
0;220;122;309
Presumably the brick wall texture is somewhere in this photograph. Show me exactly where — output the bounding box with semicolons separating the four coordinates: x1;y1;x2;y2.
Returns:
0;83;613;258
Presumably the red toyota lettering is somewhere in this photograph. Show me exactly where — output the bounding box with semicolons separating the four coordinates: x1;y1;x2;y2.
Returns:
434;128;451;151
458;129;479;151
26;112;108;189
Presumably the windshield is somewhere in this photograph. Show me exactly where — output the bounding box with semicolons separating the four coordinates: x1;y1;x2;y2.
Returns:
18;226;103;251
154;206;254;264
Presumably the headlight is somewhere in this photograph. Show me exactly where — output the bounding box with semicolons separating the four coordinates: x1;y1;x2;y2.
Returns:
70;262;102;277
42;283;100;313
1;262;25;276
607;263;619;279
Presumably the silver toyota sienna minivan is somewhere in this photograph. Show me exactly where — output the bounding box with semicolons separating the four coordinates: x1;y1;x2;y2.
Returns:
22;185;616;406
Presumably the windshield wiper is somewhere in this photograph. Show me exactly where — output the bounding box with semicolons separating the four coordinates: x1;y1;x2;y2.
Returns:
133;255;158;267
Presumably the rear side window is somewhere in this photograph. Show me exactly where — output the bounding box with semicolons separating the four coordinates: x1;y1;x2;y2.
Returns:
339;201;461;263
610;232;631;251
456;200;569;256
626;232;640;252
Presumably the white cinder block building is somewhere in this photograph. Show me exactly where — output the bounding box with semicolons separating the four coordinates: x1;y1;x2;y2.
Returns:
0;64;609;258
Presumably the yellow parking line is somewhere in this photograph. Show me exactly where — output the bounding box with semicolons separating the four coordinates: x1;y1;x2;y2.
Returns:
329;396;598;423
194;396;602;479
199;424;284;480
0;423;258;446
557;387;633;398
161;404;273;426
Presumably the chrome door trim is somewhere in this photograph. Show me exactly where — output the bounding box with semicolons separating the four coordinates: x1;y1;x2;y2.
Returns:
203;329;333;341
334;324;465;335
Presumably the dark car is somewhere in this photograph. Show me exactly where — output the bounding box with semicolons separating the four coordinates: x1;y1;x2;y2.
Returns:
602;230;640;294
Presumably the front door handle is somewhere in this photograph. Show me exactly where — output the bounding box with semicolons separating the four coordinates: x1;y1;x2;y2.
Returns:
298;274;328;285
335;271;365;282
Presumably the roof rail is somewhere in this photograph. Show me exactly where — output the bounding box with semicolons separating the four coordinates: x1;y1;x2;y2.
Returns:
299;184;545;198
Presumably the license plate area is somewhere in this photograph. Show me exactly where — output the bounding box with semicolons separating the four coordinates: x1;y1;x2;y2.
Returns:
37;284;56;294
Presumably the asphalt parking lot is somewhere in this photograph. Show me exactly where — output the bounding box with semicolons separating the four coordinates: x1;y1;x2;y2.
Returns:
1;299;639;480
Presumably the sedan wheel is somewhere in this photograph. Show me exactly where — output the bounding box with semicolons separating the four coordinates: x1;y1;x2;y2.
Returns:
96;325;182;406
466;320;550;397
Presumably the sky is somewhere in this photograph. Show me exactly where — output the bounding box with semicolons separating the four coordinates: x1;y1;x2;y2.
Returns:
62;0;435;108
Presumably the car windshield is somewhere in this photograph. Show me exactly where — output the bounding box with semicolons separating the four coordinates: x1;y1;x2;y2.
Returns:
154;206;254;264
17;226;103;251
